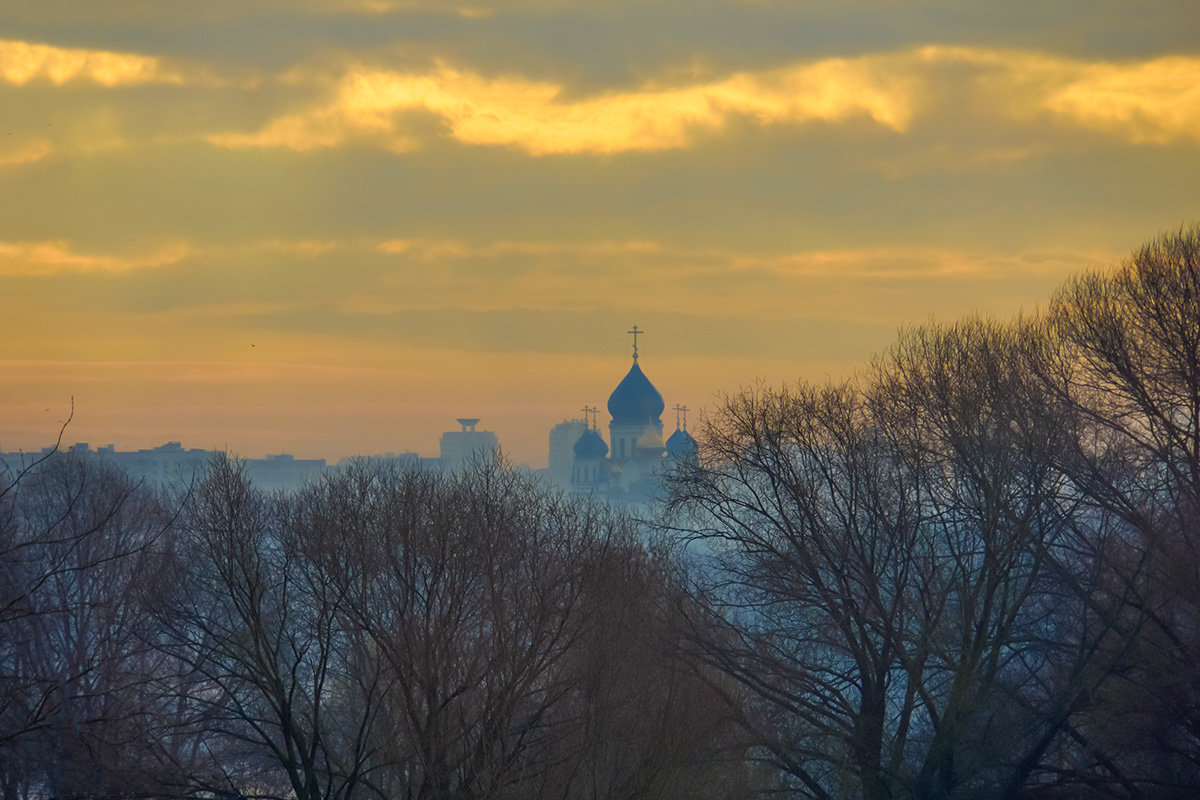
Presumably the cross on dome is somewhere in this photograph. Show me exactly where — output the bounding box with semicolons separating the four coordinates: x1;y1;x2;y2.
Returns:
627;325;643;361
580;405;599;429
673;404;690;430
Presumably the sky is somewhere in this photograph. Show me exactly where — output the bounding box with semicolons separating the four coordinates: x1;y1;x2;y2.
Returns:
2;0;1199;467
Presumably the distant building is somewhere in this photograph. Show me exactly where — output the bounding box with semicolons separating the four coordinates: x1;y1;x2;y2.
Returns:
439;418;499;473
547;418;588;490
335;451;425;470
244;453;328;491
98;441;215;486
0;442;327;491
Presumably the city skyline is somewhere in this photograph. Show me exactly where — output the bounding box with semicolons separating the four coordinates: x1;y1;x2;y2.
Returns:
3;334;684;469
2;1;1199;466
1;335;670;472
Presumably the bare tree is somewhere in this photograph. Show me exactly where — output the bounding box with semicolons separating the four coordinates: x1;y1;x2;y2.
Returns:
1040;224;1200;793
0;449;181;800
871;317;1115;799
154;454;377;800
297;457;621;800
535;531;756;800
666;380;926;800
666;316;1124;799
149;452;757;800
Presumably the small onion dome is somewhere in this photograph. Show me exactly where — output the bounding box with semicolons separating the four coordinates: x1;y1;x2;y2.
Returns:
665;428;698;459
572;429;609;459
607;362;666;425
636;426;665;454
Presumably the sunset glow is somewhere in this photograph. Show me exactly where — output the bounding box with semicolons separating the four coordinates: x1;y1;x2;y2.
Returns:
2;1;1198;466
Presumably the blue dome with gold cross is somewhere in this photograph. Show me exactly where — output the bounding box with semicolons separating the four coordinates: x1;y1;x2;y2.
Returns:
607;362;665;425
607;325;665;426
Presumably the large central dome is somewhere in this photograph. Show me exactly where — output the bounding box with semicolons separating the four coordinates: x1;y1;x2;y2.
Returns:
607;362;665;425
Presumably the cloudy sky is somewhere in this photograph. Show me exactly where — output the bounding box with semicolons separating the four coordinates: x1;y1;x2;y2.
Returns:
2;0;1198;466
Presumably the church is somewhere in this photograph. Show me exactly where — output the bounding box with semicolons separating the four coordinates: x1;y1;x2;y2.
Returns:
569;326;697;504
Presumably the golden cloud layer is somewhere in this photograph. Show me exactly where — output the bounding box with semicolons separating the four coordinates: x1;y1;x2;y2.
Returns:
364;236;1108;322
919;45;1200;146
377;238;665;260
328;0;492;15
0;237;344;277
0;138;55;167
0;39;180;86
211;54;917;154
0;240;190;275
0;232;1108;303
1043;56;1200;145
377;236;1107;273
209;46;1200;155
1;231;1091;332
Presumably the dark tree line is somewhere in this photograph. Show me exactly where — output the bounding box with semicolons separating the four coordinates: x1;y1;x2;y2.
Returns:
0;443;182;800
665;224;1200;799
4;225;1200;800
1;452;752;800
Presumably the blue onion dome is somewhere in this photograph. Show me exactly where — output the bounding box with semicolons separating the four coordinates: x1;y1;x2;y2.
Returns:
607;362;665;425
572;429;609;459
666;428;699;459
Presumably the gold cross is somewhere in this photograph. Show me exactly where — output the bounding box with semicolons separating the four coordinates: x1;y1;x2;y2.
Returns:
580;405;598;429
627;324;643;361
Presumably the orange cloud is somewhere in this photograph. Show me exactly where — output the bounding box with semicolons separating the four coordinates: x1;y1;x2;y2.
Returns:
0;240;190;275
919;45;1200;146
242;0;493;16
0;39;181;86
211;55;917;155
244;239;341;257
364;236;1110;322
377;237;664;260
0;238;345;277
334;0;492;15
210;46;1200;156
0;138;55;167
1041;56;1200;145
